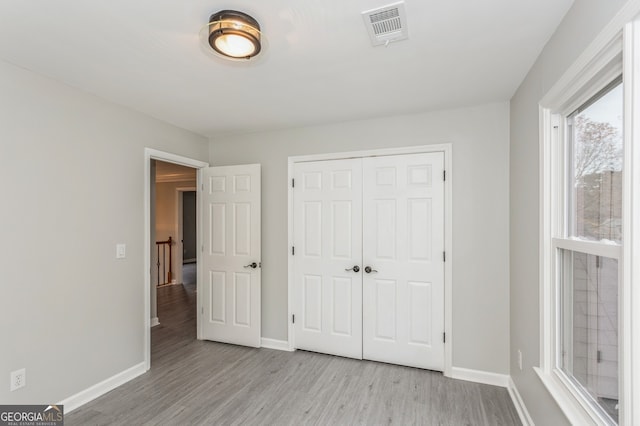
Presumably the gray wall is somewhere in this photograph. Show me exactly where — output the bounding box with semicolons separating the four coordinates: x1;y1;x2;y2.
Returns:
0;59;208;404
210;102;511;374
509;0;627;424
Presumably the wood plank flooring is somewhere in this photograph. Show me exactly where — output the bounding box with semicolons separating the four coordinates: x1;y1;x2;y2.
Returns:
67;274;521;425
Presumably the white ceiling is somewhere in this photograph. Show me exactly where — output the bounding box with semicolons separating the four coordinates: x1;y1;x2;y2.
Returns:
0;0;573;137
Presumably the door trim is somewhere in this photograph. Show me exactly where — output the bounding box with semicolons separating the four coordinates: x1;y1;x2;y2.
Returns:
144;148;208;371
287;144;453;377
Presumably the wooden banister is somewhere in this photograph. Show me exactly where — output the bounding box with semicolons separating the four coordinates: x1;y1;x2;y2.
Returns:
156;236;173;286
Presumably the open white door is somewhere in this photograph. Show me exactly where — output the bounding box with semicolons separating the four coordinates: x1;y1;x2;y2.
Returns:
293;159;363;359
362;153;445;370
201;164;261;347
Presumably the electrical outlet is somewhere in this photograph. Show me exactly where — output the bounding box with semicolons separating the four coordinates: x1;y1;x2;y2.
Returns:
10;368;25;391
518;350;523;371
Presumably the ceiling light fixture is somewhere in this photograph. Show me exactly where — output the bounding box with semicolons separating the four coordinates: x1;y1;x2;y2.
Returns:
207;10;261;60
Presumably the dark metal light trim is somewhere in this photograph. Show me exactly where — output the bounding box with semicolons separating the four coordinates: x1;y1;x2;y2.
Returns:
208;10;261;60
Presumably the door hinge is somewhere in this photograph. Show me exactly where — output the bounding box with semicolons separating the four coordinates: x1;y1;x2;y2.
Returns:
292;314;295;324
443;332;446;343
443;170;446;181
201;307;204;315
292;178;295;188
292;246;295;255
201;183;204;191
443;251;446;262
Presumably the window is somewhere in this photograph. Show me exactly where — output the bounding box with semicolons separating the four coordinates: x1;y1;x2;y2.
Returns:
557;79;623;425
537;18;640;424
560;251;620;422
567;80;623;244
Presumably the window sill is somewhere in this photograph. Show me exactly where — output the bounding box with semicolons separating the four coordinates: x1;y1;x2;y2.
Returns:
534;367;611;426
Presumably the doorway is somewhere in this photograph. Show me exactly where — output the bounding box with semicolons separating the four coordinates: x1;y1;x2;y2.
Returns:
179;189;197;300
144;148;208;370
182;190;197;264
176;188;197;286
152;161;197;338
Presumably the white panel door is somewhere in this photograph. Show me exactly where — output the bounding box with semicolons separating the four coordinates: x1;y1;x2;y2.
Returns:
362;153;445;370
293;159;363;359
201;164;261;347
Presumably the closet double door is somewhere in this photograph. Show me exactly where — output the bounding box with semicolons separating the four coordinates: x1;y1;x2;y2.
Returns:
293;152;445;371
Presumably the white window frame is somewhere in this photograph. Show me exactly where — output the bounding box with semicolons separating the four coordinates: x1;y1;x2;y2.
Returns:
537;10;640;426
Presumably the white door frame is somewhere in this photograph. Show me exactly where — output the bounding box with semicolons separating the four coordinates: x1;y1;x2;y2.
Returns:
287;144;453;377
144;148;208;371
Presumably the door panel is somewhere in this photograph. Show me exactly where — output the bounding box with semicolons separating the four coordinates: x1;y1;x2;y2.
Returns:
374;279;397;341
303;274;322;331
209;270;226;323
408;281;432;345
293;159;363;359
210;204;226;255
201;164;261;347
375;199;397;259
362;153;444;370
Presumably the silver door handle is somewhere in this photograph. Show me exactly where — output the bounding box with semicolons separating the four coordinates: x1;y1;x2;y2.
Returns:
244;262;258;269
345;265;360;273
364;266;378;274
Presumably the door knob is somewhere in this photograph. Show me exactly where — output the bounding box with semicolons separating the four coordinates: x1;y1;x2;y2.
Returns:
345;265;360;272
364;266;378;274
244;262;258;269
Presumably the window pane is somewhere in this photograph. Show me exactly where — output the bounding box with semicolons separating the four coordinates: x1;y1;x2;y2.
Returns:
568;81;623;243
560;250;619;423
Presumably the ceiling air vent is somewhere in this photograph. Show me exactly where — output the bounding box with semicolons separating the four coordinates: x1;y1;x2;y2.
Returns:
361;1;408;46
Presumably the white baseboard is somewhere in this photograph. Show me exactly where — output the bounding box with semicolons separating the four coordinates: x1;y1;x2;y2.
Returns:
59;362;146;413
150;317;160;327
450;367;510;388
508;377;534;426
260;337;292;351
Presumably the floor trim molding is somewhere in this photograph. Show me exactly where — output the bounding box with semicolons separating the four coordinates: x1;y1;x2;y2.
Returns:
59;362;146;413
150;317;160;327
508;377;534;426
450;367;510;388
261;337;292;351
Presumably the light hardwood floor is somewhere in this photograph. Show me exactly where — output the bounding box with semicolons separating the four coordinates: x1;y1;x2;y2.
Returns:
67;274;521;425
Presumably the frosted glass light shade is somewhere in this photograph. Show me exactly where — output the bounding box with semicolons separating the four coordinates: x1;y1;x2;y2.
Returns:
208;11;261;60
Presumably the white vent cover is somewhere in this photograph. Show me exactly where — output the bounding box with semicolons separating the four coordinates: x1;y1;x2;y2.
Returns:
361;1;408;46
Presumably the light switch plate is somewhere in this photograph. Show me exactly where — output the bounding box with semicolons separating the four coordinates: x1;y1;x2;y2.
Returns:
116;244;126;259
